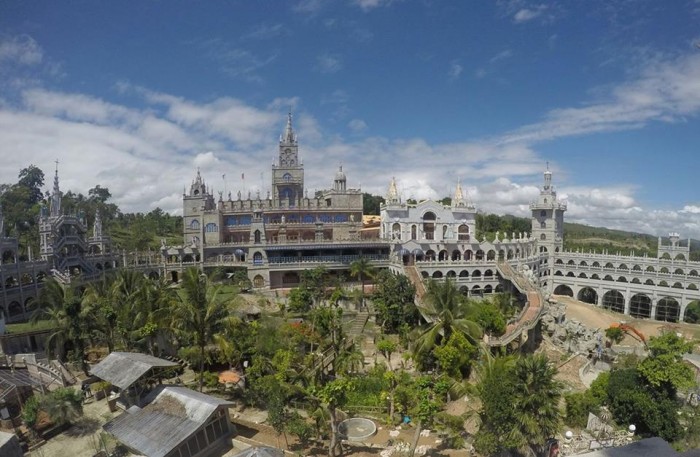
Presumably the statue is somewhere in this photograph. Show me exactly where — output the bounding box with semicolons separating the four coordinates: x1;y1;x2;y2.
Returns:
228;191;232;200
237;190;242;200
349;214;354;222
281;215;286;224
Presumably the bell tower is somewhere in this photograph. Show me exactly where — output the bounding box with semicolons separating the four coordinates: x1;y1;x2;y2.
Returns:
530;164;566;254
272;111;304;207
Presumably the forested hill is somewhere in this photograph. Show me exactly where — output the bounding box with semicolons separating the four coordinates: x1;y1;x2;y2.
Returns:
478;213;700;261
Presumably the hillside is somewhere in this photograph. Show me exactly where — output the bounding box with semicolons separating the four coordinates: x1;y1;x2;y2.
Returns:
475;213;700;261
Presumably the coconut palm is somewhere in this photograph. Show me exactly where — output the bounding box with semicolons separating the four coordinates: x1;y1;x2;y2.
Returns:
82;274;119;352
510;354;563;455
349;257;375;309
170;267;231;391
32;278;88;373
412;279;482;357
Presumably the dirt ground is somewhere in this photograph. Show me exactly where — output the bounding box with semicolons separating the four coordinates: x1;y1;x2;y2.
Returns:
231;415;473;457
553;295;700;345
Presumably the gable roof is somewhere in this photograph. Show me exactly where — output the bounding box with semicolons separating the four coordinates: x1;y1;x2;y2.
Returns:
89;352;178;390
103;386;233;457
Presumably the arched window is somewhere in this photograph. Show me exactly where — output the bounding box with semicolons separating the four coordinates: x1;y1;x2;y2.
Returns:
458;224;469;241
283;173;292;182
540;210;546;217
540;233;546;240
392;223;401;240
190;219;200;230
205;223;218;233
411;225;417;240
254;230;261;244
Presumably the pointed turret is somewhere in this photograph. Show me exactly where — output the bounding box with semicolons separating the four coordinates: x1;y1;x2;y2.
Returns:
189;168;207;196
50;161;62;217
281;111;297;144
93;209;103;238
543;161;552;190
386;177;400;205
453;179;466;208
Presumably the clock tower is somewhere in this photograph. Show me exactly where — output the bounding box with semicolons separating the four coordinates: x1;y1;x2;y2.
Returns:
272;112;304;207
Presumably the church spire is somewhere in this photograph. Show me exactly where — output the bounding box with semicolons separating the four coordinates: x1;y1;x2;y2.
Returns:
281;110;297;144
50;160;62;217
453;179;465;207
386;176;400;204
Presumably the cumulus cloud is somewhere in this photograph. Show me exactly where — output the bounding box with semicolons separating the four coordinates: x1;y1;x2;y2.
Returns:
513;7;544;23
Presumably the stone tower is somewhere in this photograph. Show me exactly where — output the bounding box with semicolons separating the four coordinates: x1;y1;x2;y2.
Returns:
271;112;304;207
183;169;214;247
530;164;566;254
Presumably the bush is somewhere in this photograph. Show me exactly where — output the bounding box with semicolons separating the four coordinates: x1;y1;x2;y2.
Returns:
287;413;314;447
564;392;600;428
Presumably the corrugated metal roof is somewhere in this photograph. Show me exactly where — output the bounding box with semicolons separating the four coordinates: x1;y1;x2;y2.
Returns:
103;386;233;457
89;352;178;390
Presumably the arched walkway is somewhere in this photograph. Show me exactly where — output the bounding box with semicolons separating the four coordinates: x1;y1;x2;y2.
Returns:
602;290;624;313
553;285;573;297
577;287;597;305
655;297;680;322
629;293;651;319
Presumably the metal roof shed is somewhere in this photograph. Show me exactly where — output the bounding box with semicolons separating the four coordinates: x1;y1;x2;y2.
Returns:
104;386;235;457
89;352;178;390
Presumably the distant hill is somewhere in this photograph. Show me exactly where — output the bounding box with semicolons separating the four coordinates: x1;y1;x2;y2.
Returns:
475;213;700;261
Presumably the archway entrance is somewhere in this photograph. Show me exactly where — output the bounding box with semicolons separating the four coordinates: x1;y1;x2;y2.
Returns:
577;287;597;305
602;290;624;314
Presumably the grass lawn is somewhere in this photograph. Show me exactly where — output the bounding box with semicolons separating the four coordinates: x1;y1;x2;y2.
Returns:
5;319;56;334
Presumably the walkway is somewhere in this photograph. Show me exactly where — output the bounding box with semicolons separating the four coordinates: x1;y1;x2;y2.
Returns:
403;262;545;348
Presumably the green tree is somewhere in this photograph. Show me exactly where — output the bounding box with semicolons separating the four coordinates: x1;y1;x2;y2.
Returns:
315;378;355;457
605;326;625;345
637;332;696;393
32;278;88;373
606;368;683;441
433;331;478;379
413;279;482;359
171;267;232;391
362;193;385;215
377;338;397;369
349;257;375;309
511;354;563;455
372;270;418;334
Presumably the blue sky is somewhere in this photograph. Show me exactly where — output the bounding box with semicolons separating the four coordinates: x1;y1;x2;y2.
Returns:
1;0;700;237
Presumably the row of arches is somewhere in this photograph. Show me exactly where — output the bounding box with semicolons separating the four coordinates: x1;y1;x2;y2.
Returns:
553;285;694;323
420;269;500;280
551;270;699;290
411;247;534;262
554;258;699;276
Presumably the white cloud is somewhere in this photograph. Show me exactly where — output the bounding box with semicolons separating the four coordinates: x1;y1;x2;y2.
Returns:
500;54;700;144
448;60;463;80
0;35;43;66
353;0;395;11
316;53;343;74
489;49;513;63
348;119;367;132
513;7;543;23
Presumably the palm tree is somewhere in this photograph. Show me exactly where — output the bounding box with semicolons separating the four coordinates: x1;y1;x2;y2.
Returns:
510;354;563;455
349;257;375;309
170;267;231;391
32;278;88;373
82;274;118;352
412;279;482;357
